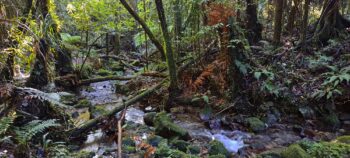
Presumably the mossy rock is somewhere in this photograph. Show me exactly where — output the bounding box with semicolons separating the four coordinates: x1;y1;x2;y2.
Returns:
122;137;136;146
110;62;124;71
281;144;310;158
187;145;200;155
74;99;92;108
308;142;350;158
154;112;191;140
60;94;77;105
96;69;113;76
147;135;167;147
144;112;157;126
208;154;226;158
258;148;284;158
90;105;108;118
170;139;190;152
336;135;350;144
245;117;266;132
208;140;229;157
80;64;93;79
123;145;136;154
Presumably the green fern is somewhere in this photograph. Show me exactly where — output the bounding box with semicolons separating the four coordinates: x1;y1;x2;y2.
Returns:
0;114;16;135
15;119;60;144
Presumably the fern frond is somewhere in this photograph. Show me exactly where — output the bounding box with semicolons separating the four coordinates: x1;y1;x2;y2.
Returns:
15;87;69;108
0;114;16;135
15;119;60;144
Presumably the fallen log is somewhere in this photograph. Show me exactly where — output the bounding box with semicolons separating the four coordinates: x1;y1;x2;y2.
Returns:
78;75;136;86
69;79;166;137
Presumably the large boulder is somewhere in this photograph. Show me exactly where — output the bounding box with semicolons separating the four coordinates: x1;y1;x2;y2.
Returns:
154;112;191;140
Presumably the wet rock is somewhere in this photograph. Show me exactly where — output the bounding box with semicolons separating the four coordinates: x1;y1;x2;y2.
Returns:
187;145;200;155
144;112;157;126
170;139;189;152
213;134;244;153
281;144;310;158
264;114;278;125
74;99;92;108
245;117;266;133
298;106;315;119
208;140;229;157
154;112;191;140
336;135;350;144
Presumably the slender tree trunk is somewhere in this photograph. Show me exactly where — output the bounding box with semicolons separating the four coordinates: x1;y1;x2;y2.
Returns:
300;0;310;45
155;0;178;91
174;0;182;58
286;0;301;33
246;0;262;44
273;0;284;45
119;0;166;60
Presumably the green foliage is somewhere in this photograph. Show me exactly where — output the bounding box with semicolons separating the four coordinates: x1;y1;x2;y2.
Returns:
253;69;281;97
281;144;310;158
15;119;60;145
312;65;350;100
307;142;350;158
42;133;70;158
0;115;15;136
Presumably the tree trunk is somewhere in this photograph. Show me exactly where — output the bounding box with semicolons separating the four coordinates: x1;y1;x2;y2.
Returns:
0;53;14;83
312;0;350;43
26;39;50;89
119;0;166;60
174;0;182;58
273;0;285;45
300;0;310;45
155;0;178;90
246;0;262;44
286;0;301;33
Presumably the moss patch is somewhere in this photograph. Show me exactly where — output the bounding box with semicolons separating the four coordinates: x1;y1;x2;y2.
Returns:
308;142;350;158
281;144;310;158
154;112;191;140
74;99;92;108
208;140;229;156
246;117;266;132
336;135;350;144
96;69;113;76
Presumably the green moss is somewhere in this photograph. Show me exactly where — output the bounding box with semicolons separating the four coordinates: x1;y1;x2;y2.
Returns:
74;99;92;108
208;154;226;158
96;69;113;76
123;146;136;154
110;62;124;71
90;105;108;118
208;140;229;156
80;64;93;79
187;145;200;155
281;144;310;158
154;112;190;140
170;139;190;152
147;135;166;147
336;135;350;144
246;117;266;132
308;142;350;158
258;148;284;158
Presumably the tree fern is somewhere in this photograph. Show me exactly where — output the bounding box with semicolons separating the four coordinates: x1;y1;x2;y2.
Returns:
15;119;60;144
